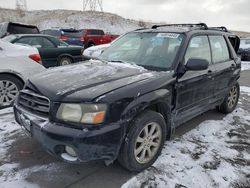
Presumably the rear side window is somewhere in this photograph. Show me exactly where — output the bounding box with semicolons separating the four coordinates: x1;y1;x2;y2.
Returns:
185;35;211;64
16;37;55;48
209;36;230;63
7;24;39;34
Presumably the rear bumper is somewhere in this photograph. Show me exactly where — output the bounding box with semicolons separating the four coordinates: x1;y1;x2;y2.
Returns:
14;105;125;163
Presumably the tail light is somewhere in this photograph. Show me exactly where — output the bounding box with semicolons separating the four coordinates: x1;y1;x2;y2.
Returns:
29;54;42;64
80;36;84;42
59;35;68;41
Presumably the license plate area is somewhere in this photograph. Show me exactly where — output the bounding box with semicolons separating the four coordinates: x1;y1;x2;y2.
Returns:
19;113;31;133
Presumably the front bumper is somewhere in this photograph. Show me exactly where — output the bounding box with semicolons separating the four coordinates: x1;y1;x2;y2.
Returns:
14;105;125;163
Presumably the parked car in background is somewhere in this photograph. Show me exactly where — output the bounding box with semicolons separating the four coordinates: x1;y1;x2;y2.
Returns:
3;34;84;67
83;43;110;59
0;40;45;108
0;22;39;38
79;29;119;48
238;37;250;61
41;28;84;47
14;23;241;172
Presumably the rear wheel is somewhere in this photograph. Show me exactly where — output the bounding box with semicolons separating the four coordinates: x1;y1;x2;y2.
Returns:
118;110;166;172
58;57;73;66
218;82;239;114
0;75;23;108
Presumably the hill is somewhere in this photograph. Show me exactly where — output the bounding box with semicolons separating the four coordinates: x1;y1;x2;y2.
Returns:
0;8;249;36
0;8;152;34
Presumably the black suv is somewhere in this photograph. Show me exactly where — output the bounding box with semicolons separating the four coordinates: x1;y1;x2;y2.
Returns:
14;23;241;172
0;22;39;38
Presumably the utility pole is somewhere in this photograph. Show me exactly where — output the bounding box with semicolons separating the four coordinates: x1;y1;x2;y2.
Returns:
83;0;103;12
16;0;27;11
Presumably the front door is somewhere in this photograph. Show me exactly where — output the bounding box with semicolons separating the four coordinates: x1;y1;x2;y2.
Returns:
175;35;215;125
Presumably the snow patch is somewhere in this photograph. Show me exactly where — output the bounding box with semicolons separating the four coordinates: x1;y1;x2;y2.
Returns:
241;61;250;71
122;87;250;188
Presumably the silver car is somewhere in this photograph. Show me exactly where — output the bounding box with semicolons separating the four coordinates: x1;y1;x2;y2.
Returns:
0;40;45;108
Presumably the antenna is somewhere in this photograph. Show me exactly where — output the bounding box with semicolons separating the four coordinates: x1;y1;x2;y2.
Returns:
83;0;103;12
16;0;27;11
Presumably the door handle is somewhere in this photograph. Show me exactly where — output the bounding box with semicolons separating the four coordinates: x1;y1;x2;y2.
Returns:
207;70;213;79
230;64;236;70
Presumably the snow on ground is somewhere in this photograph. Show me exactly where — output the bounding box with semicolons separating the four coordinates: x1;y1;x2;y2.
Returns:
122;87;250;188
0;87;250;188
242;61;250;71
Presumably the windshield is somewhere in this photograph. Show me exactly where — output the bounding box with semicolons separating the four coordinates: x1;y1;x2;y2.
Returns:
99;32;184;71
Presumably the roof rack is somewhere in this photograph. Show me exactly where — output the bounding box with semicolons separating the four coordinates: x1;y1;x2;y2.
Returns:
208;27;229;32
152;23;208;30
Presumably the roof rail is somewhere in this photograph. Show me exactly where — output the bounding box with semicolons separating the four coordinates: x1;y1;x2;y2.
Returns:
152;23;208;30
208;27;229;32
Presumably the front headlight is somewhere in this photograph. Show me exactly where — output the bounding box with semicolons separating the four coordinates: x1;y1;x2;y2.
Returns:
56;103;107;124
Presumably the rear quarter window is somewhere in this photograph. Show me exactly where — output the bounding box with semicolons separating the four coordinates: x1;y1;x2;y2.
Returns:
209;36;230;63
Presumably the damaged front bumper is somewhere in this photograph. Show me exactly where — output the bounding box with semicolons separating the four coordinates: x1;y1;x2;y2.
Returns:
14;105;125;164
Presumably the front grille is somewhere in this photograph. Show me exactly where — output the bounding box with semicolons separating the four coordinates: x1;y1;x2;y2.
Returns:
18;89;50;117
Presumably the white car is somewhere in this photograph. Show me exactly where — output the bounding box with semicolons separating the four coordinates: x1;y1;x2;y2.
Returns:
83;43;111;58
0;40;45;107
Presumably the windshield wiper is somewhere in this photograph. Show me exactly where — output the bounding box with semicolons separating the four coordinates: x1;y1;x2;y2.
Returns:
108;60;125;63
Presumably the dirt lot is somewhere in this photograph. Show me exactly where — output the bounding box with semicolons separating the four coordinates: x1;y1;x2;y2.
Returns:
0;69;250;188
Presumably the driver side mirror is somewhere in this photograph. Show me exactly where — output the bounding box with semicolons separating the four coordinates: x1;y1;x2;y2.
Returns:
185;58;209;71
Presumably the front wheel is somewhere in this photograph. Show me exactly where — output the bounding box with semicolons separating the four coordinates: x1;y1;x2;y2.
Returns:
218;82;240;114
118;110;166;172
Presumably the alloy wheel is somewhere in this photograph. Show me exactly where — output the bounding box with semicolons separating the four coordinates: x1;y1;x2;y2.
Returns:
0;80;19;106
134;122;162;164
227;86;238;109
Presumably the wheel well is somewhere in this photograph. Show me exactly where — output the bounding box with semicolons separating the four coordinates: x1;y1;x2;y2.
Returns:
0;73;25;86
126;102;172;140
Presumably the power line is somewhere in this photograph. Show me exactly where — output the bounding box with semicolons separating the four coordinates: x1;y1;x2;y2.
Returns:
83;0;103;12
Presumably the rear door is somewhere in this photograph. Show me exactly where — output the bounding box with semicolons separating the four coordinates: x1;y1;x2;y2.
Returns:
209;35;237;101
175;35;216;125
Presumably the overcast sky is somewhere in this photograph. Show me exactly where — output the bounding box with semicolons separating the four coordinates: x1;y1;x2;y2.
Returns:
1;0;249;31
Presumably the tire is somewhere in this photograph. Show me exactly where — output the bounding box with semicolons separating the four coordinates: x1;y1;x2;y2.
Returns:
218;82;240;114
58;57;73;66
0;75;23;108
87;42;95;48
118;110;167;172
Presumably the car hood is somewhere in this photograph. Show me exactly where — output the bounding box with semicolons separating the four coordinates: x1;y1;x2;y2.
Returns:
28;60;168;102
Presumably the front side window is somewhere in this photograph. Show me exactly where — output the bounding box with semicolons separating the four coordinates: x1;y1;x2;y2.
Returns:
209;35;230;63
99;32;184;71
185;35;211;64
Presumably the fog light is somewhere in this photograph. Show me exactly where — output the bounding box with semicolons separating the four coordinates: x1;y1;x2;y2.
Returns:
65;146;77;157
60;146;78;162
